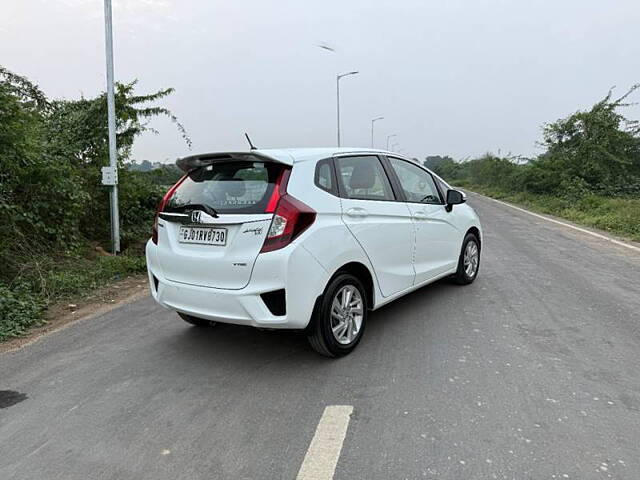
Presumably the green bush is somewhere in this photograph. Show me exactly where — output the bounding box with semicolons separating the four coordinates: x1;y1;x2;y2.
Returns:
118;170;165;248
0;254;147;341
0;284;44;341
428;87;640;242
41;254;147;299
0;66;188;341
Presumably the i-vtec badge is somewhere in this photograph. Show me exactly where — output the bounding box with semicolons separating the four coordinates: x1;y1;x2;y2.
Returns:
243;227;263;235
190;210;203;224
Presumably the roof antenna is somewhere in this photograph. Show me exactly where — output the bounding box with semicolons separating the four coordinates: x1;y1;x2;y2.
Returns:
244;132;257;150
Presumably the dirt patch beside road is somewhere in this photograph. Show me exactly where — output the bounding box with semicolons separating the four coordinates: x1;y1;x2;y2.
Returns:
0;274;149;354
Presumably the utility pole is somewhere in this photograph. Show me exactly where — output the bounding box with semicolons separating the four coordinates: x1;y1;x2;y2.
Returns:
103;0;120;253
336;71;359;147
371;116;384;148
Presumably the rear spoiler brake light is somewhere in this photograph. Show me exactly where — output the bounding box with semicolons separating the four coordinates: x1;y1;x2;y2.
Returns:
176;152;292;172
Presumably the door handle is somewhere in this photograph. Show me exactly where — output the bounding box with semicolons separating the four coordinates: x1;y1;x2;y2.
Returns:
346;207;368;218
413;211;428;220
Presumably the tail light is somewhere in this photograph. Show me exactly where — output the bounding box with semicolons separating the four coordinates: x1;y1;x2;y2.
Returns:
152;174;187;244
260;170;315;253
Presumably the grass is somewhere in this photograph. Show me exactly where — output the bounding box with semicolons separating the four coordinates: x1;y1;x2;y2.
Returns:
39;253;146;300
0;251;146;342
458;183;640;242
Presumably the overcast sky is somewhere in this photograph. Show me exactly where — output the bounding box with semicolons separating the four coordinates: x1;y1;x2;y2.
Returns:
2;0;639;162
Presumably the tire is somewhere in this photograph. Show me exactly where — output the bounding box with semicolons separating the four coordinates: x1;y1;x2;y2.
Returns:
178;312;217;327
307;273;368;358
453;233;480;285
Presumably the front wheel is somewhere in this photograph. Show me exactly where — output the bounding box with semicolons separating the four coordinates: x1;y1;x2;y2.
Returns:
178;312;217;327
453;233;480;285
307;273;368;357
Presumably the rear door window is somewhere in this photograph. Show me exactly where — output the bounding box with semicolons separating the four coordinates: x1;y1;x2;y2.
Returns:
335;156;395;201
165;161;284;214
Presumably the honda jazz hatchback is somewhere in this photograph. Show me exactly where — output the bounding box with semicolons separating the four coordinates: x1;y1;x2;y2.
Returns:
146;148;482;357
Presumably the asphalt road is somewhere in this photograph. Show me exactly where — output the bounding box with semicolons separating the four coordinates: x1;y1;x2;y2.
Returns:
2;194;640;480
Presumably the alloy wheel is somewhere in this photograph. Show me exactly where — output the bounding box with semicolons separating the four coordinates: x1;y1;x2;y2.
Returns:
330;285;364;345
463;240;479;278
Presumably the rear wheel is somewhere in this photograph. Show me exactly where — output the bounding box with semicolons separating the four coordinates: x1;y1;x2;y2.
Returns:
453;233;480;285
307;273;367;357
178;312;217;327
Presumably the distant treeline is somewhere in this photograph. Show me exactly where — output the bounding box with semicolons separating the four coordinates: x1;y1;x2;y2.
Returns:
127;160;183;185
425;86;640;198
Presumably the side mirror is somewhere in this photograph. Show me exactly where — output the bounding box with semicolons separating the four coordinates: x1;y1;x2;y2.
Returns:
445;189;465;212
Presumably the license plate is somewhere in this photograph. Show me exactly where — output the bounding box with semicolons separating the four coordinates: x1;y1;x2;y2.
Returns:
178;226;227;245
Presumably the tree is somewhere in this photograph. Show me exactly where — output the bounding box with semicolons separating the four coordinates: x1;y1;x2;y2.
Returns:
0;66;192;338
46;80;190;169
43;80;192;244
0;65;191;283
537;85;640;194
423;155;454;171
127;160;155;171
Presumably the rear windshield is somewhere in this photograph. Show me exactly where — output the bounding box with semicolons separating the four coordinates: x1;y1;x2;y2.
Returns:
165;161;285;214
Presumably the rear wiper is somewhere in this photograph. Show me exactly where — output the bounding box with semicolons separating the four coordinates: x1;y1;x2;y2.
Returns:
173;203;219;218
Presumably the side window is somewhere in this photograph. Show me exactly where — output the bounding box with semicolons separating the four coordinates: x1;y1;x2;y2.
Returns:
315;159;335;193
388;157;442;204
335;156;395;201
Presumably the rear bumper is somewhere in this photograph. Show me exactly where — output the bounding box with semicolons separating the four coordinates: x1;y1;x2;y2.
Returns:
145;239;328;329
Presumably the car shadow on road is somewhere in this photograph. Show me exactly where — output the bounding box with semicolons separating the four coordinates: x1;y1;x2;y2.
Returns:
368;277;456;322
157;277;469;369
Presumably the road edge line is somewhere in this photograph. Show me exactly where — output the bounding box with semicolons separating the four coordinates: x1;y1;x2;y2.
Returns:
470;192;640;253
296;405;354;480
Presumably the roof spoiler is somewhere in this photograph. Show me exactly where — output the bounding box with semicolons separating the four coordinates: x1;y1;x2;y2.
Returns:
176;152;292;172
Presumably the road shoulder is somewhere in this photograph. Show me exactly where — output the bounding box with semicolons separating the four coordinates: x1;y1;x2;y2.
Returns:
468;191;640;253
0;274;149;355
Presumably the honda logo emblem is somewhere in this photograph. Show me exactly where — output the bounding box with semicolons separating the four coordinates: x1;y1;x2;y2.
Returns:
190;210;203;224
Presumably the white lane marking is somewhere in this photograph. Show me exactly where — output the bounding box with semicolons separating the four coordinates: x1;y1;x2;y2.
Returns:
471;193;640;253
296;405;354;480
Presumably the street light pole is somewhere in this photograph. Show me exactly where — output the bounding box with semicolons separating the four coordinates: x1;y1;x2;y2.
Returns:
386;134;397;150
103;0;120;253
371;116;384;148
336;71;359;147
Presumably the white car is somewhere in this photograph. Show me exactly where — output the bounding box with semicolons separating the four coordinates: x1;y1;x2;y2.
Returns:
146;148;481;357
